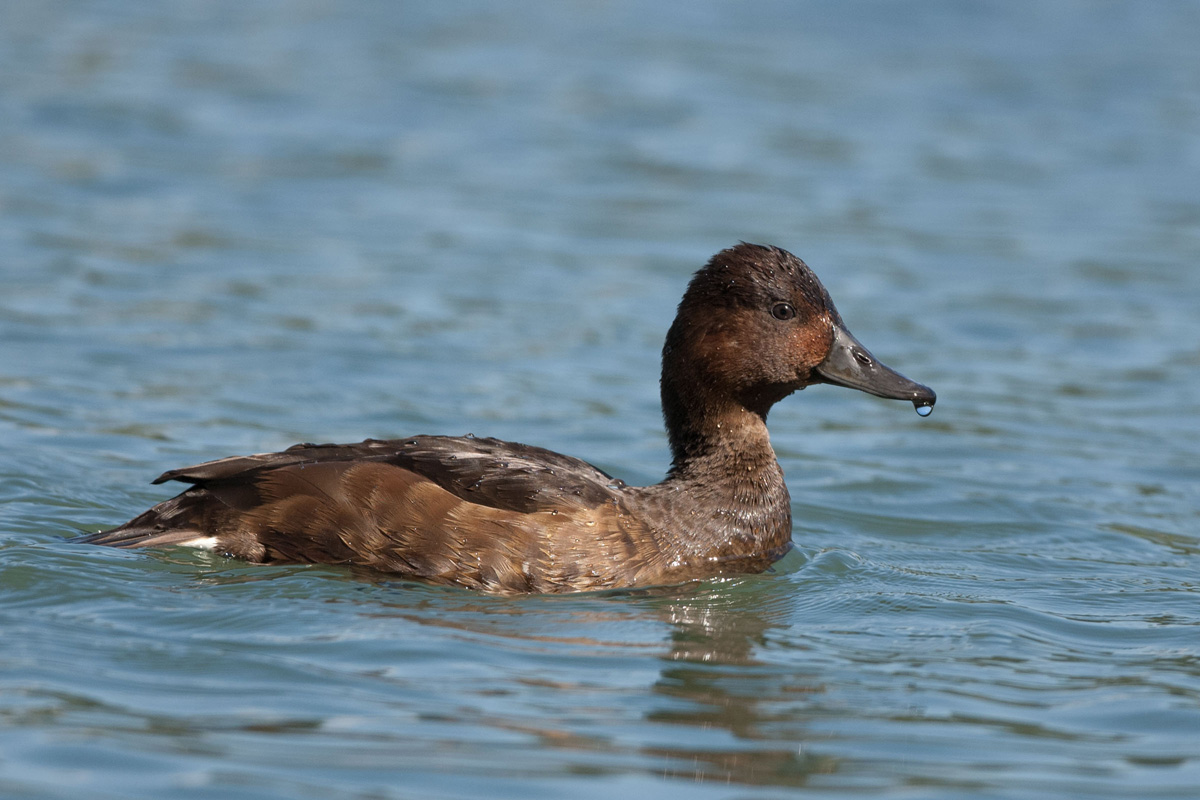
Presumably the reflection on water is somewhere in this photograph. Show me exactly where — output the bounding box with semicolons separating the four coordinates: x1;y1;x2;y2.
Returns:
330;559;840;788
644;581;840;786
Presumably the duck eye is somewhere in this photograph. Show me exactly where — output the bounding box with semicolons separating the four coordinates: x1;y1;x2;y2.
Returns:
771;302;796;321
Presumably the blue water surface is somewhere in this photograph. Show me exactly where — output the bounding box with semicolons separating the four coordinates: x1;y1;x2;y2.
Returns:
2;2;1199;798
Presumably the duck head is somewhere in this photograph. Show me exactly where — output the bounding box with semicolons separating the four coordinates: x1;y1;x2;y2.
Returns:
661;243;935;463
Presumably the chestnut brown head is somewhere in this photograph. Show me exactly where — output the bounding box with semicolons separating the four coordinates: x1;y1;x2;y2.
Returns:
661;243;935;455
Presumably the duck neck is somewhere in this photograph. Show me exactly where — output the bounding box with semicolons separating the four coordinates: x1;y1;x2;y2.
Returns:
661;358;789;482
649;375;792;565
663;396;781;485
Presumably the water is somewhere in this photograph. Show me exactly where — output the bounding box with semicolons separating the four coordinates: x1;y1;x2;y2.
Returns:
2;1;1198;797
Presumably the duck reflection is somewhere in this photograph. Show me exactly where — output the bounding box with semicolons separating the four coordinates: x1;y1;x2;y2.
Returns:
351;554;838;788
636;571;838;785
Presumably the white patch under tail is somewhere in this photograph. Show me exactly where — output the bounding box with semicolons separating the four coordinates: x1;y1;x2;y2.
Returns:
178;536;220;550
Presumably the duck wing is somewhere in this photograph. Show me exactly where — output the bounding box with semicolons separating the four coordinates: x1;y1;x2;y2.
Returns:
82;436;645;592
151;435;624;514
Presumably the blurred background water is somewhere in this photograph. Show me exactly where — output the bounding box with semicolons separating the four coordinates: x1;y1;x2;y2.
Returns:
2;1;1198;798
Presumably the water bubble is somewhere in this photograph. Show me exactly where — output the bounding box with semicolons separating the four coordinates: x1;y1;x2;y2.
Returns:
915;403;933;417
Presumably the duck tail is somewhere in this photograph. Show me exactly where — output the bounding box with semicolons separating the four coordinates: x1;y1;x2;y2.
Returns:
77;491;211;549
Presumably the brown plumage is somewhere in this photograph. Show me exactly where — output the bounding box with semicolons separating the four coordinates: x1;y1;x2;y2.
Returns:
81;243;936;594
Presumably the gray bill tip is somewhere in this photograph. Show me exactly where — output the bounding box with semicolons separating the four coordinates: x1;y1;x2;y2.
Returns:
815;323;936;416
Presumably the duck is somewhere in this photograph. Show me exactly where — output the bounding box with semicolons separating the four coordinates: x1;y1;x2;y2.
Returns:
81;243;935;593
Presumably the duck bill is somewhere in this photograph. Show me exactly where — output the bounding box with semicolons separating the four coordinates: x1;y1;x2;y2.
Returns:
815;323;936;413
